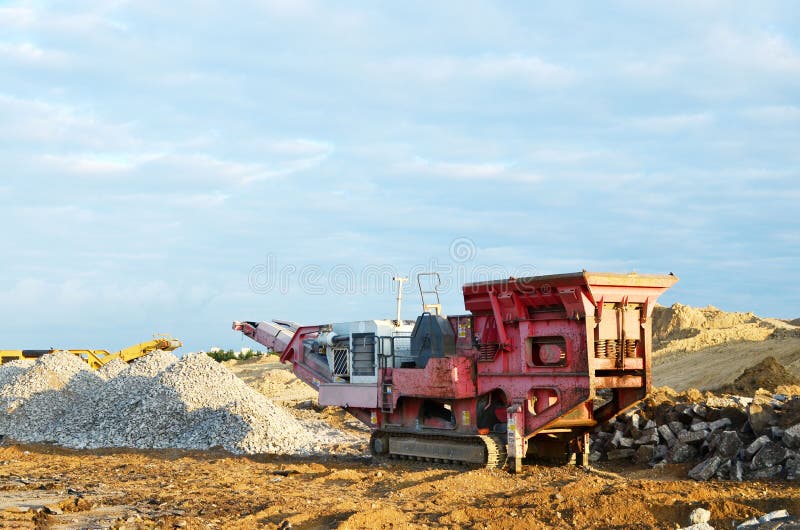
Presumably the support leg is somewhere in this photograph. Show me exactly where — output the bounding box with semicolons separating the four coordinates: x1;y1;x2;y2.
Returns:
506;404;524;474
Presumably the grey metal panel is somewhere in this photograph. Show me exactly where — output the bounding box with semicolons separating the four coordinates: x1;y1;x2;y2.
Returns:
389;436;485;463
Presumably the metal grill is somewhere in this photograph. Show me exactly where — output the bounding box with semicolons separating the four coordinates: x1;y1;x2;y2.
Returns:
478;343;500;362
332;348;349;376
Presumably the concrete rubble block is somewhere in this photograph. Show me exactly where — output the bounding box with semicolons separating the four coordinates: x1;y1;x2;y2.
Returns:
715;460;731;480
745;435;772;458
746;464;783;480
784;423;800;449
634;444;656;464
636;428;659;445
659;424;677;444
607;448;636;460
691;403;709;418
773;394;788;402
670;421;688;436
679;429;709;445
769;426;784;440
588;451;603;463
688;455;724;481
716;431;743;459
654;444;669;461
619;436;635;448
691;421;710;432
786;458;799;481
689;507;712;524
708;417;732;431
610;430;624;448
735;510;798;529
627;412;641;430
644;419;656;430
748;403;778;435
669;442;698;463
730;460;744;482
757;509;790;523
751;441;788;470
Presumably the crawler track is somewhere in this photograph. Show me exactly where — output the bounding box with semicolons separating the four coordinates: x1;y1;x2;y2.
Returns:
370;431;507;469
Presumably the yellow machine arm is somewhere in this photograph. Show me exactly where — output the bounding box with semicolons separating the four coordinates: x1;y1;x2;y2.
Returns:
0;335;182;370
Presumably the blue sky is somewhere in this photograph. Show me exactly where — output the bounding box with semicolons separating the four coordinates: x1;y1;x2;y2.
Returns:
1;1;798;353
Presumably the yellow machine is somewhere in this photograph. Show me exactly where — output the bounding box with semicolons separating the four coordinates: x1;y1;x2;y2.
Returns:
0;334;182;370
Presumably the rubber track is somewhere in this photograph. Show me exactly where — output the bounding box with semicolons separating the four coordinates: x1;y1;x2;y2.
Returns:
370;431;507;469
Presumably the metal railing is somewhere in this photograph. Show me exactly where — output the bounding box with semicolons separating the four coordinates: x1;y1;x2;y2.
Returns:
376;333;414;370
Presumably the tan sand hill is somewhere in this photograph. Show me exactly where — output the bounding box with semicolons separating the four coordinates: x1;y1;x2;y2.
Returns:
652;303;800;391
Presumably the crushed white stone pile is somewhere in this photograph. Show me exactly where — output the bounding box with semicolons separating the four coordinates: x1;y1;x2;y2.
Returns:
0;351;316;455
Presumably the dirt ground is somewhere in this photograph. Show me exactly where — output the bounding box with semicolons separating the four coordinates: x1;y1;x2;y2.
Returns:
2;443;799;530
652;336;800;391
5;314;800;530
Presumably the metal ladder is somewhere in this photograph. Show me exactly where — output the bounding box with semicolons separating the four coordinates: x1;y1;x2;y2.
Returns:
417;272;442;315
381;381;393;413
377;337;395;413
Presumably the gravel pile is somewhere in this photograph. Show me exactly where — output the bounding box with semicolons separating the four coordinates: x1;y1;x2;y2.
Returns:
590;386;800;481
0;351;315;455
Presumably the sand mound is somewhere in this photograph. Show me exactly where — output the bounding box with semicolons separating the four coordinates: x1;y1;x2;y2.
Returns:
652;303;779;353
715;356;800;395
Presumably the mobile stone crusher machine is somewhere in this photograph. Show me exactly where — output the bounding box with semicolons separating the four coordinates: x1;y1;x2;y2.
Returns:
234;271;677;472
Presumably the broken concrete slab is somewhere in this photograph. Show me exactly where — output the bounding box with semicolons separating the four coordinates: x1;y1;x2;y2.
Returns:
635;444;655;464
689;507;711;524
751;441;788;470
745;435;772;458
688;455;724;481
783;423;800;449
747;464;783;480
679;430;709;445
606;448;636;460
669;442;698;463
716;431;743;459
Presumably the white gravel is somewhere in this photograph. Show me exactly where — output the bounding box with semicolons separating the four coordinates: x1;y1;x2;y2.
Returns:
0;351;318;455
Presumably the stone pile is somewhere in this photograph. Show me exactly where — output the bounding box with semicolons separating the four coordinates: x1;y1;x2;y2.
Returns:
590;387;800;481
0;351;317;455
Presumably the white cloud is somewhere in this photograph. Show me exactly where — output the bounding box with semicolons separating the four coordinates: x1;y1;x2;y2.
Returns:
708;27;800;76
0;5;126;33
402;156;541;183
0;93;139;149
165;192;230;208
619;55;684;80
150;152;325;185
0;42;72;67
0;6;36;27
380;53;574;87
262;138;334;157
39;153;152;175
742;105;800;122
629;112;713;133
525;148;615;165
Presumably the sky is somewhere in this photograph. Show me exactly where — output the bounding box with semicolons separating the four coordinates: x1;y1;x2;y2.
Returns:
1;1;798;353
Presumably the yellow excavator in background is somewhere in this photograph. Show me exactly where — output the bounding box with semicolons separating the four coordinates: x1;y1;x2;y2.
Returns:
0;334;182;369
